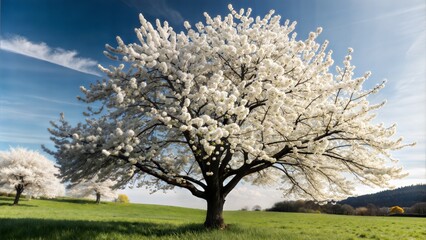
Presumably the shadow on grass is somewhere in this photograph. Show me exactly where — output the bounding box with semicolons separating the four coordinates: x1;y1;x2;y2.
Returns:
0;203;37;207
0;197;36;207
0;196;18;202
43;197;100;205
0;218;209;240
2;196;101;205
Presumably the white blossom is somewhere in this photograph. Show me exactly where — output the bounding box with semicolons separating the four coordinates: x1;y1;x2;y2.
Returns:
72;133;79;140
0;147;64;203
102;149;111;157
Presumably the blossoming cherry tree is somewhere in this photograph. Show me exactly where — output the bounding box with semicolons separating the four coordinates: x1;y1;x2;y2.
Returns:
0;147;64;205
45;5;411;228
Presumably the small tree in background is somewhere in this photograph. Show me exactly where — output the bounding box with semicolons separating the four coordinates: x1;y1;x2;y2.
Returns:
377;207;389;216
355;207;369;216
116;194;130;203
366;203;379;216
45;4;412;228
67;176;116;204
0;147;64;205
240;206;249;211
252;205;262;211
389;206;404;215
341;204;355;215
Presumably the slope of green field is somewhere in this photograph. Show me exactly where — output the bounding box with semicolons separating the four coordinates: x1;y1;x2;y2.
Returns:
0;197;424;240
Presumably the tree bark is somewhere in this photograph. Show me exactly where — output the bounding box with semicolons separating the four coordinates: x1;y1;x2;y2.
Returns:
204;189;226;229
13;184;24;205
95;192;101;204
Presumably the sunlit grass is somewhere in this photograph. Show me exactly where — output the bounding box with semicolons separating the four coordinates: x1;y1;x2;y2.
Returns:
0;196;424;239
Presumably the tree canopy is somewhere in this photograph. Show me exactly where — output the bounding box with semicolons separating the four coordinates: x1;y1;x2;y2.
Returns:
45;5;411;228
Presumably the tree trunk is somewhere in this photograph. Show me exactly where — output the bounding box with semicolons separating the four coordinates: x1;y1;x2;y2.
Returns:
13;184;24;205
204;191;226;229
95;192;101;204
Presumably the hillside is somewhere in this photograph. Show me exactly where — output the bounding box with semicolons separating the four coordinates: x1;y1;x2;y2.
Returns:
339;184;426;208
0;196;424;239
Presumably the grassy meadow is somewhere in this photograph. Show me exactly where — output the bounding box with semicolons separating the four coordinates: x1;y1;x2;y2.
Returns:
0;196;424;240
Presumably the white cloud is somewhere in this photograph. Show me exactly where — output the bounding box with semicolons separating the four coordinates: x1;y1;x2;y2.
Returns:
0;35;101;76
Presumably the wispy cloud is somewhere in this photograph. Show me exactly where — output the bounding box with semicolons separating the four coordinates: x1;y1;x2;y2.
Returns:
351;4;426;26
0;94;86;130
0;107;58;121
27;95;84;107
121;0;184;24
0;131;50;144
0;35;101;76
373;17;426;190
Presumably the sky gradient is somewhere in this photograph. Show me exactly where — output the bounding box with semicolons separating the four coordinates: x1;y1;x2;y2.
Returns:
1;0;425;210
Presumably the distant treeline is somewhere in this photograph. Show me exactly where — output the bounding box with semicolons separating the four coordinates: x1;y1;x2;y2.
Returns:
266;200;426;216
267;184;426;216
338;184;426;208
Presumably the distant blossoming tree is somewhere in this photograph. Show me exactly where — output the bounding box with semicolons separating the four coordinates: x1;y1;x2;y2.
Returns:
0;147;64;205
45;5;412;228
67;176;116;204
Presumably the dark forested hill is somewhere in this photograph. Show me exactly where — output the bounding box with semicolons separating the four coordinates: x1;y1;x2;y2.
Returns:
339;185;426;208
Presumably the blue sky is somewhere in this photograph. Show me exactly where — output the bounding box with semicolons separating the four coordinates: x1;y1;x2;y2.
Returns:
1;0;425;210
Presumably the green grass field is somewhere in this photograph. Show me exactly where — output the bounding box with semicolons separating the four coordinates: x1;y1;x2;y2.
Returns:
0;196;424;240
